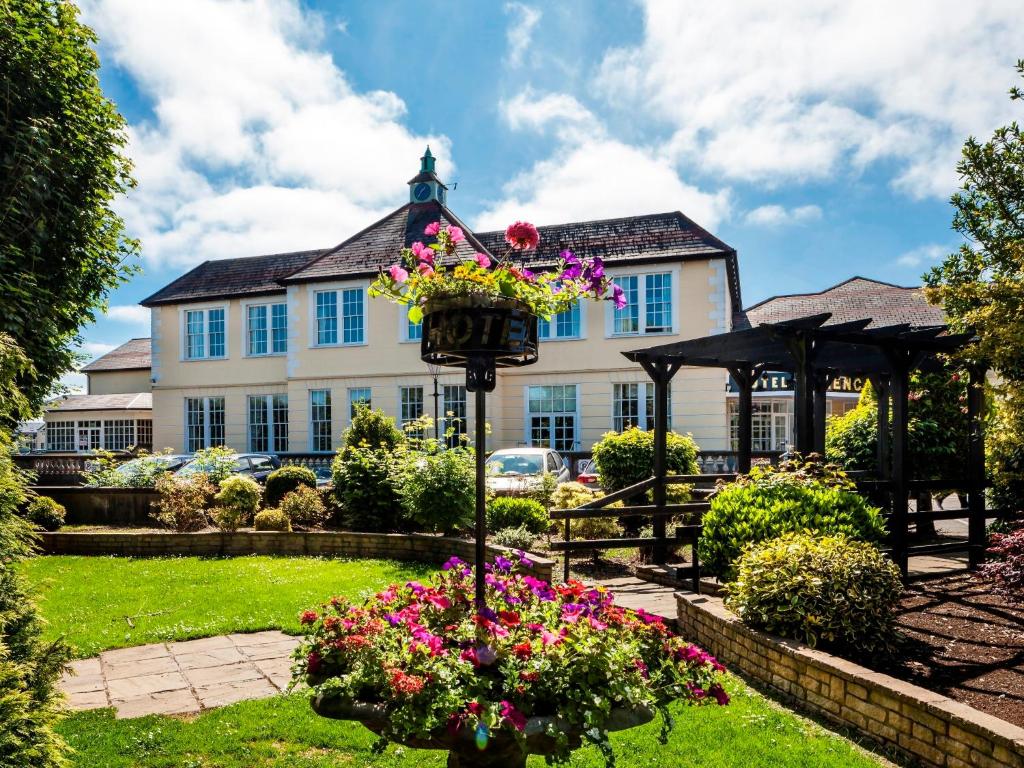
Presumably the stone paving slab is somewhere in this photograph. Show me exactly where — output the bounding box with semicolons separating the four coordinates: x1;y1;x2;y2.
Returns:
61;631;301;719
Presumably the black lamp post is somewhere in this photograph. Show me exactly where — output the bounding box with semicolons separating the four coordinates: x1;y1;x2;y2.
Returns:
426;362;441;443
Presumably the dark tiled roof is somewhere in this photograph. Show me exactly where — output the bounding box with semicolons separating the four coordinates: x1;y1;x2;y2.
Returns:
81;338;152;372
47;393;152;412
140;250;324;307
743;277;946;329
282;201;491;284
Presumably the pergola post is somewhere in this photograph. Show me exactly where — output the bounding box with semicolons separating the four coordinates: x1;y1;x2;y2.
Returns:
640;358;680;565
728;366;759;474
967;364;988;568
888;358;911;576
788;334;814;454
812;371;832;455
872;375;891;479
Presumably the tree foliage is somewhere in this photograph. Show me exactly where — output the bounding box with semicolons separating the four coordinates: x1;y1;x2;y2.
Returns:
924;60;1024;510
0;0;138;421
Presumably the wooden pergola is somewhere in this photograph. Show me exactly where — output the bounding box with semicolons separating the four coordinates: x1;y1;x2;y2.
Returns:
620;313;989;576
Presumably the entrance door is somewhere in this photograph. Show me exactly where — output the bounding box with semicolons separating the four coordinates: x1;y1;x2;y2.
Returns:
77;421;101;452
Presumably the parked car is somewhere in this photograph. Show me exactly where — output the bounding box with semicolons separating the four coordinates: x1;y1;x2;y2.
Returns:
575;458;601;490
113;453;191;482
312;465;333;488
176;453;281;483
485;447;571;496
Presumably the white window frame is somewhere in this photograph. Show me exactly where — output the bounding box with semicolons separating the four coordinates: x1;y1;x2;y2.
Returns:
184;396;226;452
180;304;229;361
45;421;75;452
347;387;372;421
523;384;580;452
247;394;289;453
442;384;468;447
539;300;586;341
612;382;672;432
605;268;678;337
399;306;423;343
242;299;288;357
309;389;332;452
399;385;424;433
309;283;369;348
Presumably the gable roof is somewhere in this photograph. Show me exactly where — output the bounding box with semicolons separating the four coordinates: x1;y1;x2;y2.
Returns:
140;249;324;307
742;277;946;330
81;338;152;372
281;201;492;284
46;392;152;412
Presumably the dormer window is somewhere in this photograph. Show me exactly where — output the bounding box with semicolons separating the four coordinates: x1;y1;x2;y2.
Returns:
183;307;226;360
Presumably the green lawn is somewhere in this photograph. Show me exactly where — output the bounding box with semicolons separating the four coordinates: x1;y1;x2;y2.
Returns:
19;555;433;657
58;684;892;768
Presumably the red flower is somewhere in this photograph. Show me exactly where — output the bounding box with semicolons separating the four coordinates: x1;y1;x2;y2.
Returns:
498;610;521;627
504;221;540;251
512;641;533;659
388;668;425;696
300;610;319;625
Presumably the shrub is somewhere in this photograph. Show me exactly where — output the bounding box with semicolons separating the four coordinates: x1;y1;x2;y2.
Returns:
725;533;903;653
345;406;405;451
698;459;887;581
212;475;262;531
980;524;1024;597
332;444;406;532
591;427;700;494
24;496;64;531
549;482;619;540
253;508;291;532
82;449;178;488
486;496;548;535
153;475;213;532
280;485;330;529
490;525;536;552
186;445;238;484
401;448;474;535
264;465;317;508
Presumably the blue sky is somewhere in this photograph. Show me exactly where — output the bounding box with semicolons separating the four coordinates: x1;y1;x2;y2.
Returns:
71;0;1024;385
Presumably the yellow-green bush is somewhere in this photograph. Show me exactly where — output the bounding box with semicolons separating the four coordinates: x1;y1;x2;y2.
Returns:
212;475;262;531
280;485;330;529
24;495;64;531
253;507;291;532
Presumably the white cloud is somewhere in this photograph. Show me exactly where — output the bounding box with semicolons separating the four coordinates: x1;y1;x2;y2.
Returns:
504;3;542;68
745;204;822;227
81;0;451;268
896;243;950;268
80;342;116;357
479;89;729;230
107;305;150;325
597;0;1024;198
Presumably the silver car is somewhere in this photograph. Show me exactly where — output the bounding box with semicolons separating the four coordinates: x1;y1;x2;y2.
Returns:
485;447;571;496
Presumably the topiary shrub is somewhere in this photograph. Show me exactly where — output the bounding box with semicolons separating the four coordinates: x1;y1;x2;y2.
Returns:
345;406;405;451
400;448;474;535
486;496;548;535
725;533;903;653
212;475;262;531
332;444;406;532
490;525;536;552
980;523;1024;597
698;459;887;581
280;485;330;529
591;427;700;494
153;475;213;532
24;495;65;531
253;507;292;532
264;465;317;508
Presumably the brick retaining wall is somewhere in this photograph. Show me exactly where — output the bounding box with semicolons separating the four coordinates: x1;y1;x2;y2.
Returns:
30;486;158;525
39;531;554;582
676;591;1024;768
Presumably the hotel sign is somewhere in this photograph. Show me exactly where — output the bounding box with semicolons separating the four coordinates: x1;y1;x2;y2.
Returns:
727;371;865;394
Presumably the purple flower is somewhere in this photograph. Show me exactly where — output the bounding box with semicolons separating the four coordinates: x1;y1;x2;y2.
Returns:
442;556;465;572
612;283;627;309
478;606;498;622
476;645;497;666
560;262;583;281
494;555;513;572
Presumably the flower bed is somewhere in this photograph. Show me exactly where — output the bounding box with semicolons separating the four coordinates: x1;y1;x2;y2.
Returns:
294;556;728;766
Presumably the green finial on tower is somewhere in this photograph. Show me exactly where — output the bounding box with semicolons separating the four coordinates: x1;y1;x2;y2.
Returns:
420;146;435;173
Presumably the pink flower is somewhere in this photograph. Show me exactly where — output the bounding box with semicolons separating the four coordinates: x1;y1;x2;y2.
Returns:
388;265;409;283
424;221;441;236
417;263;434;276
410;241;433;263
500;701;527;731
709;683;730;705
446;225;464;243
300;610;319;625
474;252;491;269
504;221;540;251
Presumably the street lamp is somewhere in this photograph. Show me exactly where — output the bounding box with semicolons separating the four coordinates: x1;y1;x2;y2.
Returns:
426;362;441;443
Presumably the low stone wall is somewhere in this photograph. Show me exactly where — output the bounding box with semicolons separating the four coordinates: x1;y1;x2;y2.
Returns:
31;486;158;525
676;591;1024;768
39;531;554;582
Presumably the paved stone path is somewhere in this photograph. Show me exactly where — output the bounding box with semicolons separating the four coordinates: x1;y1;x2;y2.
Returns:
61;630;300;718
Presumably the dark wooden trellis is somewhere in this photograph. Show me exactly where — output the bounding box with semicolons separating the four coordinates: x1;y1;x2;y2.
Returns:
551;312;998;585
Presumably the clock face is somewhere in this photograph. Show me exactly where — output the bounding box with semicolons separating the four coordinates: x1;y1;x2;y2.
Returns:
414;183;431;201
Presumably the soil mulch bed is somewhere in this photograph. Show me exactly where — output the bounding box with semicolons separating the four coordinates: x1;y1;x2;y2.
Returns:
871;572;1024;728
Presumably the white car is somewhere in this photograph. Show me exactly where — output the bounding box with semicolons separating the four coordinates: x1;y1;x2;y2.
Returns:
485;447;571;496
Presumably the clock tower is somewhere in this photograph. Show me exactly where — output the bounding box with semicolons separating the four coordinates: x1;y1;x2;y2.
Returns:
408;146;448;205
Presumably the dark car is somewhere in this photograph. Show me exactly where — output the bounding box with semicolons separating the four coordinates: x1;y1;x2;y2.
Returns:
176;453;281;483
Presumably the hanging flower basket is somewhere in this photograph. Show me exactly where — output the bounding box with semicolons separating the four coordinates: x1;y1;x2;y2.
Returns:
420;296;539;370
293;557;729;768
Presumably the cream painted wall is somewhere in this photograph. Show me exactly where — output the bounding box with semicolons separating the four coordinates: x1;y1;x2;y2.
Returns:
87;369;151;395
150;257;732;454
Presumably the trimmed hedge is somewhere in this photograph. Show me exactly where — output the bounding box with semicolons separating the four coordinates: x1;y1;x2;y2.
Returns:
264;465;317;508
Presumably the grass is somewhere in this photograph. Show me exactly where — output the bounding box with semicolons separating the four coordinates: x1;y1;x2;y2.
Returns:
58;683;893;767
19;555;433;658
